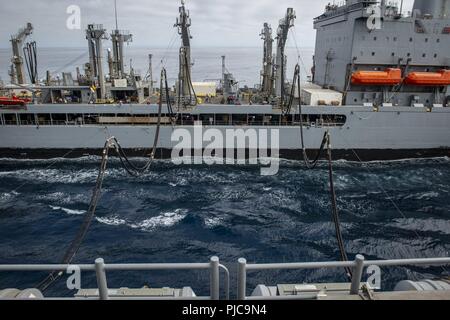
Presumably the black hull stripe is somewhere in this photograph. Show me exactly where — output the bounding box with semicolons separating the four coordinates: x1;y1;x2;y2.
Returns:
0;148;449;161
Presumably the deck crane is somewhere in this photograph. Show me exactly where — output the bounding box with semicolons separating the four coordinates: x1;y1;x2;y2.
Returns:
9;23;33;85
274;8;296;103
175;0;196;107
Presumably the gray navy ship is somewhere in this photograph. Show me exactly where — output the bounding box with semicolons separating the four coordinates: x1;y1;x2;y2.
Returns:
0;0;449;160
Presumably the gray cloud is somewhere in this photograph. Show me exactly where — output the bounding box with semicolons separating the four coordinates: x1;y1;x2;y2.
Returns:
0;0;415;48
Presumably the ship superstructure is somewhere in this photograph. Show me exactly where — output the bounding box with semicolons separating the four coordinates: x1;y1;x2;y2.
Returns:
312;0;450;107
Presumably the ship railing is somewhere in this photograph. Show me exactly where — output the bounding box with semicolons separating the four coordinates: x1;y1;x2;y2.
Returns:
0;257;230;301
237;255;450;300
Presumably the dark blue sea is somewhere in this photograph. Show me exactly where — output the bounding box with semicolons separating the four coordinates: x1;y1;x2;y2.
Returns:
0;157;449;298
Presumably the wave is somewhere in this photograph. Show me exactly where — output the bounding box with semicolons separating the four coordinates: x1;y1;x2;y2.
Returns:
51;205;189;232
0;191;19;202
204;217;224;228
49;205;86;215
129;209;188;232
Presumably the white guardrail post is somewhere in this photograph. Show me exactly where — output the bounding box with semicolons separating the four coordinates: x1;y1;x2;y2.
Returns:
95;258;109;300
350;255;365;295
237;258;247;300
210;256;220;300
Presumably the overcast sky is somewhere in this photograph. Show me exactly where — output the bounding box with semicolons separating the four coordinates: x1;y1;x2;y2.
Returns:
0;0;415;48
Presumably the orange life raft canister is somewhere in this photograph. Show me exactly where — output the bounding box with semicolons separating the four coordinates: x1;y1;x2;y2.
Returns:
405;70;450;86
351;68;402;86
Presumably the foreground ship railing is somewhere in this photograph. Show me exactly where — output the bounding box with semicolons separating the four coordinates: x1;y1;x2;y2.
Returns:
237;255;450;300
0;255;449;300
0;257;230;300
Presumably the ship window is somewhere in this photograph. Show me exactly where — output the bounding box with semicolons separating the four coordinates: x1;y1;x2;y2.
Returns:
425;38;429;42
407;53;411;57
215;114;230;125
3;114;17;125
437;38;440;43
373;36;377;41
434;54;438;58
393;37;397;42
36;114;52;125
51;114;67;125
409;37;413;42
199;114;215;125
392;52;395;56
19;114;35;125
372;52;376;56
232;114;248;126
422;53;426;58
67;114;84;125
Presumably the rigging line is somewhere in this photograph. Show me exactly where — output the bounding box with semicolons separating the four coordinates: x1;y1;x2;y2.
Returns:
185;52;197;106
157;29;179;70
326;131;353;280
37;138;113;292
295;64;351;276
291;28;310;77
335;131;448;277
50;51;89;77
37;72;165;289
110;68;165;174
297;64;327;168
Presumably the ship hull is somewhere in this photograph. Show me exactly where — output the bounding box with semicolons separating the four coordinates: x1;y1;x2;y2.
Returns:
0;104;449;161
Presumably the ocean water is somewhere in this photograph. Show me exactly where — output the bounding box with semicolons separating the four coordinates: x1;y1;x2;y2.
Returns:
0;47;449;298
0;46;314;87
0;157;449;298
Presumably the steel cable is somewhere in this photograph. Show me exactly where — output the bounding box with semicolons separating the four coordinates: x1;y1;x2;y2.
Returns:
37;69;169;291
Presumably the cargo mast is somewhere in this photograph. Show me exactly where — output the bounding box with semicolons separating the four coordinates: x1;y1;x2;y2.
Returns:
175;0;195;106
86;24;108;99
110;0;132;80
274;8;296;100
260;23;274;99
10;23;33;85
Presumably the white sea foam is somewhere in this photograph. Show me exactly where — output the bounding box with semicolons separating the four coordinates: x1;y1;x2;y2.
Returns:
96;216;127;227
130;209;188;232
404;191;439;200
49;205;86;215
0;191;19;202
204;217;224;228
